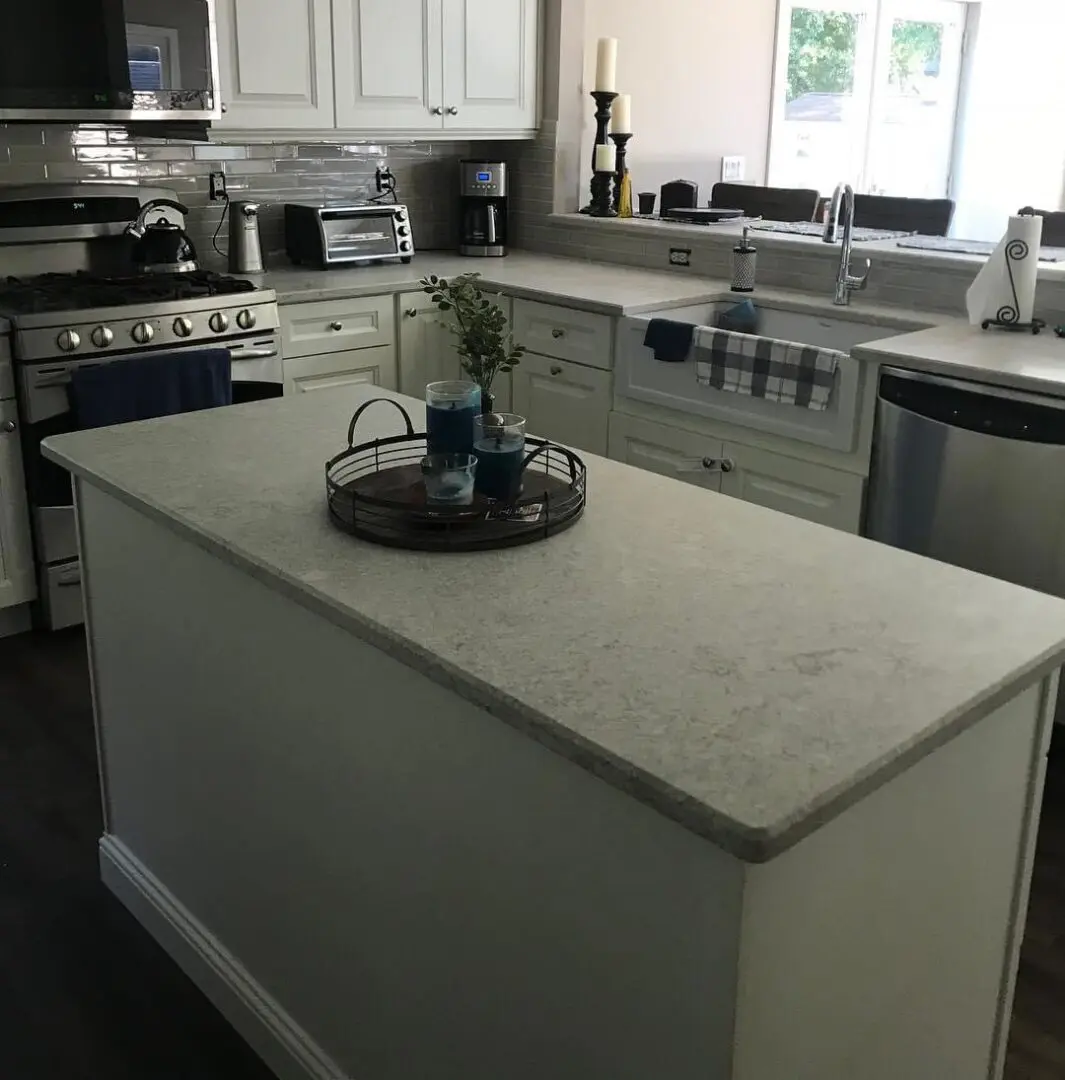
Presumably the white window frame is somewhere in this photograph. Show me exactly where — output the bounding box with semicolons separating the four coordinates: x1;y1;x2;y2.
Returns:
126;23;182;89
767;0;969;198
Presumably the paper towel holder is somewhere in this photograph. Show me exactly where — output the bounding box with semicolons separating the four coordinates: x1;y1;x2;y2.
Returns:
982;225;1046;334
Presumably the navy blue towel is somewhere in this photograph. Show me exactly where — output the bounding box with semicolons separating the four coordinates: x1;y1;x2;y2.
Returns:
71;349;233;430
643;318;695;362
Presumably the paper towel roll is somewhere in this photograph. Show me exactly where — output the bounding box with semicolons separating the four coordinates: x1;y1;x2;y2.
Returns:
966;215;1043;327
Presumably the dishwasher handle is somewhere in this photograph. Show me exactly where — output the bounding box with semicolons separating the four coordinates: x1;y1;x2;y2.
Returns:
879;368;1065;446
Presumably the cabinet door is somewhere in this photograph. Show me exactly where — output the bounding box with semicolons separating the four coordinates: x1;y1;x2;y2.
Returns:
215;0;335;129
286;345;397;395
440;0;539;132
608;413;725;493
0;400;36;610
720;441;865;533
333;0;444;131
512;354;611;456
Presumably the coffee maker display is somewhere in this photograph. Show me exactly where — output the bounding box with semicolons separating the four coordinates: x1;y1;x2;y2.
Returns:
460;160;508;257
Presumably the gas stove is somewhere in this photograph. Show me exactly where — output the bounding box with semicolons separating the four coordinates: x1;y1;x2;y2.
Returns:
1;270;279;365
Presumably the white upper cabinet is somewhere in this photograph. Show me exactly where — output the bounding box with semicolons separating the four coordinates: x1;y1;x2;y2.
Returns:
215;0;539;135
333;0;442;131
441;0;539;132
215;0;335;130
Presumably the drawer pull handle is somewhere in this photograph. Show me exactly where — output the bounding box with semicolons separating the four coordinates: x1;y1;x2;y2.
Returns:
404;308;419;319
550;365;563;376
551;328;566;339
330;321;343;331
1;419;15;433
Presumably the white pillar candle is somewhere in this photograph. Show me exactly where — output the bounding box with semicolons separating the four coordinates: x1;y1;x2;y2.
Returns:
594;38;618;93
594;143;617;173
610;94;632;134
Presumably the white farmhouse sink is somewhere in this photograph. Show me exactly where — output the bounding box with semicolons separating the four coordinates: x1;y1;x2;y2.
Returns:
615;300;928;453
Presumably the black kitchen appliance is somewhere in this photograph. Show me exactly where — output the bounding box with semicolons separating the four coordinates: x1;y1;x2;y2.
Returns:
126;198;198;274
0;0;219;123
285;204;414;268
660;180;700;216
460;161;508;257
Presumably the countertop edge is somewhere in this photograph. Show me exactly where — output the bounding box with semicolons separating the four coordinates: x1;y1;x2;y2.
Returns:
43;435;1065;863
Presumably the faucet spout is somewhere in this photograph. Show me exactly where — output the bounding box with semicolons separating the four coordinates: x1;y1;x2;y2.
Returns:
822;181;871;306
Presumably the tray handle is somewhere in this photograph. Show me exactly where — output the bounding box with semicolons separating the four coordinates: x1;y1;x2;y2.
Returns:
520;442;580;486
347;398;416;448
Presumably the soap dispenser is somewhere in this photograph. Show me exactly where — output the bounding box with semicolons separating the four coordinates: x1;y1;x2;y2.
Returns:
731;226;757;293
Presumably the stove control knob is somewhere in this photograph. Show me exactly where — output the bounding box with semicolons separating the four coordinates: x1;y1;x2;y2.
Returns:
209;312;229;334
236;308;256;330
131;322;154;345
57;329;81;353
173;316;194;338
90;326;114;349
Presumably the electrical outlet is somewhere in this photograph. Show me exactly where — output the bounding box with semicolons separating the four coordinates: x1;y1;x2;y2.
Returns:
669;247;692;267
209;171;227;201
721;156;746;183
375;166;394;193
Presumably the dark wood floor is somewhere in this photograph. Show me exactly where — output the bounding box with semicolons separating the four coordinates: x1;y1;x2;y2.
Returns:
1;628;1064;1079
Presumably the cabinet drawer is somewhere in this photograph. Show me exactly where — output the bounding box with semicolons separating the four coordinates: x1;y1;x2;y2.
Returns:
281;296;395;359
512;300;613;370
285;345;397;395
608;413;726;492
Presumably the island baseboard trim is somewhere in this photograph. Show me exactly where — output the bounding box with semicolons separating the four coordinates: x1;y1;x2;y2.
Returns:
99;835;349;1080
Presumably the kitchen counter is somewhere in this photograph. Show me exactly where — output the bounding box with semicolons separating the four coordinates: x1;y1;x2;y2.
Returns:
43;385;1065;861
260;251;740;314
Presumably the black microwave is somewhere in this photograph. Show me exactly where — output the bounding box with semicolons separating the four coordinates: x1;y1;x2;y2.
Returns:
0;0;219;122
284;204;415;269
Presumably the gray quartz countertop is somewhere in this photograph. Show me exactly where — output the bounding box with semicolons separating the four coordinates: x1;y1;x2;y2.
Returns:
258;251;734;314
854;323;1065;396
42;386;1065;863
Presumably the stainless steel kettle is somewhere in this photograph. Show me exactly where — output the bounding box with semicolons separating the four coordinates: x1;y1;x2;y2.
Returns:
228;201;264;274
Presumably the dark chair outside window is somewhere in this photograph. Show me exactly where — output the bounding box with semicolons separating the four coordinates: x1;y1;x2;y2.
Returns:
710;183;822;223
852;194;955;236
1018;207;1065;247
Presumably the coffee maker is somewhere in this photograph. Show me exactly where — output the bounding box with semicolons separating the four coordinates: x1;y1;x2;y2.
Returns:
459;160;508;257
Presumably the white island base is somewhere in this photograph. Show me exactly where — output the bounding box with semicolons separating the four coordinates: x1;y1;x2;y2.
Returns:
74;480;1053;1080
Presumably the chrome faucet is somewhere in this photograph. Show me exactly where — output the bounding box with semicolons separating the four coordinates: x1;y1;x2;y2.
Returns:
822;182;871;306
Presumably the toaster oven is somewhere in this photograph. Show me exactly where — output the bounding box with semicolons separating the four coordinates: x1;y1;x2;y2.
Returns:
284;203;414;268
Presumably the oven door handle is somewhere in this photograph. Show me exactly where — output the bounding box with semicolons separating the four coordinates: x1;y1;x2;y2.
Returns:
230;346;280;361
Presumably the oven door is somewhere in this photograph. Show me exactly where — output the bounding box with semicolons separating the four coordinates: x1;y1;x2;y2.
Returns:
0;0;220;122
18;337;282;581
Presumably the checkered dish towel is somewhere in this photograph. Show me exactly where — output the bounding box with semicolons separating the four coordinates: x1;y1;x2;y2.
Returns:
693;327;841;410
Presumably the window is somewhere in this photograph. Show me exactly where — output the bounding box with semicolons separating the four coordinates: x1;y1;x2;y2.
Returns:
769;0;967;200
125;24;181;91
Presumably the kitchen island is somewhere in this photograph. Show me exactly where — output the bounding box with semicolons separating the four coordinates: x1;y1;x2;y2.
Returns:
45;386;1065;1080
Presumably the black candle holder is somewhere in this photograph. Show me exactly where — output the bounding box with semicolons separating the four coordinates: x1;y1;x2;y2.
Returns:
609;132;632;213
589;171;617;218
580;90;617;214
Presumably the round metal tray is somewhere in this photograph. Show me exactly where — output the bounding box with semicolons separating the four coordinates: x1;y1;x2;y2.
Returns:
326;398;587;551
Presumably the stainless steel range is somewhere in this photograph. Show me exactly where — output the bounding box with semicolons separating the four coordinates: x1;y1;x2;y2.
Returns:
0;184;282;629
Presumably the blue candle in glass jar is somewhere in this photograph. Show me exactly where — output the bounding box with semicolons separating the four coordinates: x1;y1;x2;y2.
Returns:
425;381;481;456
474;413;527;502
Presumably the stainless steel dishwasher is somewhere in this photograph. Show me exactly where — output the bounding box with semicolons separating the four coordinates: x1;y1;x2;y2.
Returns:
868;367;1065;599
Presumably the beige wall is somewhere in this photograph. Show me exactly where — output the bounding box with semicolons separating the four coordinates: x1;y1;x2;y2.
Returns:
582;0;778;200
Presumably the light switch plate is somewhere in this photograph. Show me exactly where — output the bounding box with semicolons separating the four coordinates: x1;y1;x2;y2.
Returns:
721;156;746;183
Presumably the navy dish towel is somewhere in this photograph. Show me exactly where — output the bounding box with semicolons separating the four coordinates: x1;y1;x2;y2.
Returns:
643;318;695;362
70;349;233;429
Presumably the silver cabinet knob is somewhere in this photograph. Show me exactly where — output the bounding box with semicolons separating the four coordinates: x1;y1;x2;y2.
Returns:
209;312;229;334
551;328;566;339
1;420;15;434
236;308;256;330
221;103;229;113
722;458;735;473
330;321;343;331
57;329;81;353
173;316;193;338
404;308;419;319
550;365;563;376
90;325;113;348
431;106;443;116
447;106;458;116
131;322;154;345
698;457;737;473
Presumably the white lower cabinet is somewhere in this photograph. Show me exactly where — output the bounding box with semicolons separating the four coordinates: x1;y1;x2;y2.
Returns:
512;355;612;456
286;345;397;395
609;411;864;532
607;413;725;493
0;398;36;611
719;441;864;533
